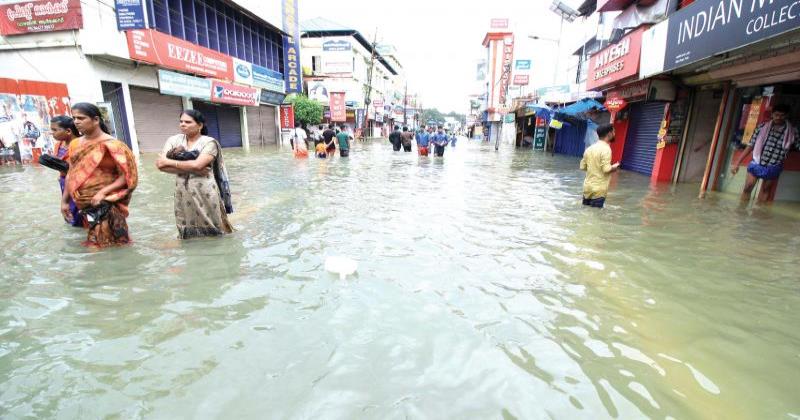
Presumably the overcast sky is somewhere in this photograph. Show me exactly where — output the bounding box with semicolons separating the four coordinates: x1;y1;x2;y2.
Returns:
299;0;587;114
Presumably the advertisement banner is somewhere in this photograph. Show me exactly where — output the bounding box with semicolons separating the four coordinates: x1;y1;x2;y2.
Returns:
513;74;529;85
498;35;514;106
356;108;365;128
586;26;646;91
232;57;254;86
127;29;234;80
0;0;83;36
158;69;211;100
308;80;329;103
0;77;71;163
115;0;146;30
476;60;487;81
322;38;353;75
281;0;302;93
664;0;800;73
279;104;294;129
210;80;259;106
329;92;346;122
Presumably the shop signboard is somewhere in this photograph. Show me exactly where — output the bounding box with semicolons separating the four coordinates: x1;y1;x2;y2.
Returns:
607;79;650;101
308;80;329;103
664;0;800;73
586;26;646;91
322;38;353;75
330;92;346;122
279;104;294;129
534;117;546;150
513;74;529;85
742;97;763;146
515;60;531;70
604;97;627;113
158;69;211;100
252;65;285;93
115;0;146;30
259;90;285;105
210;80;259;106
0;0;83;35
281;0;302;93
356;109;365;128
127;29;234;80
490;18;508;29
498;35;515;106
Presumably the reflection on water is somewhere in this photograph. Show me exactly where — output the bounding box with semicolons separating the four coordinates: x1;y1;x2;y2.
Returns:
1;140;799;419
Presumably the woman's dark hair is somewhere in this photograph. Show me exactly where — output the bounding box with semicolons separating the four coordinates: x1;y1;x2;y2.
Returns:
51;115;80;137
71;102;110;134
181;109;209;135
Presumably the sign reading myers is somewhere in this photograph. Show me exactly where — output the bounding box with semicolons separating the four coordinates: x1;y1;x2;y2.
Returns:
587;26;646;90
127;29;234;80
281;0;302;93
210;81;259;106
664;0;800;72
158;69;211;100
0;0;83;36
115;0;146;30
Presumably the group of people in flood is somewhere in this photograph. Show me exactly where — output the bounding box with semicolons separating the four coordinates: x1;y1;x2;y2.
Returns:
289;123;352;159
44;104;232;248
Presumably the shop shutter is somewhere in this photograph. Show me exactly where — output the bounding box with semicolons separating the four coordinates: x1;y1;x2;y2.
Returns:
129;87;183;152
192;102;242;148
246;105;277;147
553;119;587;157
621;102;665;175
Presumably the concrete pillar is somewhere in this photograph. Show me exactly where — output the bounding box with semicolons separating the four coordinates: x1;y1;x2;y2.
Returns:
181;97;192;110
120;82;140;158
240;106;250;152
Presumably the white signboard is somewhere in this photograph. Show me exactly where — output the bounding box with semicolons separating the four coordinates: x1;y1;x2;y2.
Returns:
322;38;353;75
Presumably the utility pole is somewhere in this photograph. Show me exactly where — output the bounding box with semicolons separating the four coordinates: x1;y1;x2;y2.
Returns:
361;29;378;140
403;82;408;127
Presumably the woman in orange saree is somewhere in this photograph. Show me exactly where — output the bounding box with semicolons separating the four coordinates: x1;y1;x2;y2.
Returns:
62;103;138;247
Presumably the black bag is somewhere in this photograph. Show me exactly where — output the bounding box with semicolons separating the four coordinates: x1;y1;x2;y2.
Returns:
38;154;69;172
166;147;200;161
80;202;111;228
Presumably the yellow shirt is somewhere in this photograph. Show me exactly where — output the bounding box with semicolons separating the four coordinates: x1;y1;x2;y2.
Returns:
580;141;614;199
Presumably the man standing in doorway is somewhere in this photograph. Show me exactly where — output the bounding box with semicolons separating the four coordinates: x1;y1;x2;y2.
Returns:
336;125;351;157
432;127;449;157
579;123;620;208
416;125;431;156
732;104;799;203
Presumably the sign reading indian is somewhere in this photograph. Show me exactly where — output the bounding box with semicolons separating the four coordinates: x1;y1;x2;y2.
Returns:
587;26;647;91
0;0;82;35
127;29;234;80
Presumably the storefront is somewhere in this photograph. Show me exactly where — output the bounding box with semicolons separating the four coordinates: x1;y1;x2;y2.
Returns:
643;0;800;200
245;89;284;148
130;86;184;152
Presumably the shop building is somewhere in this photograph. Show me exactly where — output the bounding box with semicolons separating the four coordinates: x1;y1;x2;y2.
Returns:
642;0;800;201
0;0;288;156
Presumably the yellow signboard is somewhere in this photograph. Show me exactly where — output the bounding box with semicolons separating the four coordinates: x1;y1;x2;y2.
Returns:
742;97;763;146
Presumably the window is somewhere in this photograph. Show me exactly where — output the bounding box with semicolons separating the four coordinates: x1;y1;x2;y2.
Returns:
150;0;284;73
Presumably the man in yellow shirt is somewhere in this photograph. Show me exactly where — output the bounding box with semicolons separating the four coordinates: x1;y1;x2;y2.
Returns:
580;124;620;208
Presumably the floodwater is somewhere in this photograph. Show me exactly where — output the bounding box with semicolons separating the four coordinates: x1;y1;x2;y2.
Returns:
1;139;799;419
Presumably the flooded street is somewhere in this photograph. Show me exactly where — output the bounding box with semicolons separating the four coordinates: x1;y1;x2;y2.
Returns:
1;140;799;419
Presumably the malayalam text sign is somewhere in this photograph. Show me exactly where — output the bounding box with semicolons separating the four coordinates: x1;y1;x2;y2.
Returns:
158;69;211;100
280;104;294;129
0;0;83;36
330;92;346;122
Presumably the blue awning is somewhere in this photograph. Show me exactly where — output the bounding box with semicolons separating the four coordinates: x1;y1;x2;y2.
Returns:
558;98;605;116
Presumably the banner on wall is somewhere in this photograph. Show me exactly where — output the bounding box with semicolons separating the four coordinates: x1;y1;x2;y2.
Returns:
281;0;302;93
322;38;353;75
0;0;83;36
210;81;259;106
158;69;211;100
497;35;514;106
127;29;234;80
279;104;294;129
329;92;346;122
0;77;71;163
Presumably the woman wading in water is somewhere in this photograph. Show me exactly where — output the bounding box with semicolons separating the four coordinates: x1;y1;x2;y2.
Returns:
156;110;233;239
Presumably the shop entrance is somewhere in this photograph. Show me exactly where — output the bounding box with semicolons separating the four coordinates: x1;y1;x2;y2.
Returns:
192;102;242;148
678;89;724;183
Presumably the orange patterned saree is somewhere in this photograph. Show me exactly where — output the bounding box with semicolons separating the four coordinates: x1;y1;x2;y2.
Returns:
67;138;138;247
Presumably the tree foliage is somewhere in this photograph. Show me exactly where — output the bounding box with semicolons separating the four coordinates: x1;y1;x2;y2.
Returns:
419;108;466;126
288;94;323;126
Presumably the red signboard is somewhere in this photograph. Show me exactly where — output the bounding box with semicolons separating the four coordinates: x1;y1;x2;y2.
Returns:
0;0;83;35
498;35;514;106
329;91;346;122
490;18;508;29
604;97;627;112
126;29;234;80
372;98;383;108
586;26;646;91
279;104;294;129
513;74;529;85
210;80;258;106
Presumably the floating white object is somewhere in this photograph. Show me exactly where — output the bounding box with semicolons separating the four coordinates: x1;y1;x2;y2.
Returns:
324;256;358;280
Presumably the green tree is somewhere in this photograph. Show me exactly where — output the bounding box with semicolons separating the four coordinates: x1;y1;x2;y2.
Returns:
287;94;323;126
419;108;445;126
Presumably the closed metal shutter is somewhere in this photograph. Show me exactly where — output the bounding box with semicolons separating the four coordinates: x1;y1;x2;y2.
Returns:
193;102;242;148
553;119;587;157
621;102;665;175
246;105;277;147
129;87;182;153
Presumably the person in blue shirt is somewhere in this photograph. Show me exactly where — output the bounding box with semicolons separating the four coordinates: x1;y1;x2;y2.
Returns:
449;131;457;147
431;127;449;157
415;125;431;156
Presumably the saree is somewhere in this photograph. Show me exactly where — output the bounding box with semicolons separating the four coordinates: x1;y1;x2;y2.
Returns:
163;134;233;239
67;138;138;247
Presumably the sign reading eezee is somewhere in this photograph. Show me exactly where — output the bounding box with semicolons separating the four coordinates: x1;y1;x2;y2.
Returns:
127;29;234;80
